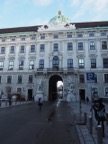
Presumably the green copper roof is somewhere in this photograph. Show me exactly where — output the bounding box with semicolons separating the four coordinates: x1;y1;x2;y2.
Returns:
49;11;71;25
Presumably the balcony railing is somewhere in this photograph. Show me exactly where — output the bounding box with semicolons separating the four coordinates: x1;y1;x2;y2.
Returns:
36;67;74;72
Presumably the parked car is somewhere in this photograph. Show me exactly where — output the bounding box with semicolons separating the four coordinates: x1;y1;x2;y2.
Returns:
0;96;9;102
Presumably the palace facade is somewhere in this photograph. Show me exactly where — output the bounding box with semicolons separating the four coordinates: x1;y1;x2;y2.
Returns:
0;11;108;101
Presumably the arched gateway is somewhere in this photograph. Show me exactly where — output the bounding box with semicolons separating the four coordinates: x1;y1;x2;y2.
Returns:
49;75;63;101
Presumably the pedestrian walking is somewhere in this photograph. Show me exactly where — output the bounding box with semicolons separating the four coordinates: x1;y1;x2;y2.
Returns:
92;98;106;137
86;97;89;104
38;97;43;110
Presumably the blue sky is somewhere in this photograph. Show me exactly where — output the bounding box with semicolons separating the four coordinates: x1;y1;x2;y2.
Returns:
0;0;108;28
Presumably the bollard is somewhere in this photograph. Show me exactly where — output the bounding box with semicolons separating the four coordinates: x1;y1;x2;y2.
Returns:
97;125;103;144
84;112;87;125
106;112;108;125
88;116;92;134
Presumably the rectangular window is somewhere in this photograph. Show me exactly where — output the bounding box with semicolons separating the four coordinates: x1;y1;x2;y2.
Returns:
79;74;85;83
103;58;108;68
78;42;83;50
40;34;45;39
28;75;33;83
1;47;5;54
8;61;14;70
0;76;2;83
89;33;94;37
30;45;35;52
20;45;25;53
7;76;12;84
40;44;45;52
54;43;58;51
29;60;34;70
91;58;96;68
21;37;25;41
31;36;36;40
77;33;83;38
101;32;106;36
67;32;72;38
67;42;73;51
78;59;84;69
67;59;73;69
54;34;58;39
19;60;24;70
2;38;6;42
0;61;4;70
18;75;22;83
39;59;44;69
11;38;15;41
102;41;107;50
10;46;15;54
104;74;108;83
105;88;108;96
90;41;95;50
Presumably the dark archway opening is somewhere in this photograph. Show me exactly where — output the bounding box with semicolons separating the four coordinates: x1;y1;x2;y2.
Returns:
49;75;63;101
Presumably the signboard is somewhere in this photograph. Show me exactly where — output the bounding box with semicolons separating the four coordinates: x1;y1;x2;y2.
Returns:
86;72;95;83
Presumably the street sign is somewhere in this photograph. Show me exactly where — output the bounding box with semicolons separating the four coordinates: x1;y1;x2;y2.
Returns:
86;72;95;83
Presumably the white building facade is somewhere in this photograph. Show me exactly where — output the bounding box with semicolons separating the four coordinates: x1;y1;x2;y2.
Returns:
0;11;108;102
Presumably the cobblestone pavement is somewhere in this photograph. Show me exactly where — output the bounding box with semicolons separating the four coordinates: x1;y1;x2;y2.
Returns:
69;101;108;144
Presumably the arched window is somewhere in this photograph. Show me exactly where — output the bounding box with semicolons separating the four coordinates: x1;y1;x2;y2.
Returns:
53;56;59;70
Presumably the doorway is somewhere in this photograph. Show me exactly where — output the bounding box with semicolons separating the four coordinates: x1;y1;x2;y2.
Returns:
49;75;63;101
28;89;33;100
79;89;85;101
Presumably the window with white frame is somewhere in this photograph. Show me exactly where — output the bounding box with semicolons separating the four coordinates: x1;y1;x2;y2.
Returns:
30;45;35;53
10;46;15;54
31;36;35;40
0;61;4;70
91;58;96;68
77;33;83;38
54;43;58;51
17;87;22;93
40;34;45;39
90;41;95;50
19;60;24;70
53;34;58;39
103;58;108;68
20;45;25;53
7;76;12;84
2;38;6;42
104;74;108;83
8;61;14;70
78;42;83;51
1;47;5;54
78;58;84;69
0;76;2;83
40;44;45;52
89;33;94;37
92;87;98;96
18;75;22;83
67;32;72;38
67;59;73;69
79;74;85;83
105;87;108;96
67;42;73;51
21;37;25;41
53;56;59;69
29;60;34;70
102;41;107;50
39;59;44;69
101;32;106;36
28;75;33;83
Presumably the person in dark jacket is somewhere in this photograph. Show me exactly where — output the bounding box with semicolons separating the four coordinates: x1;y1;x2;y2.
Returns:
38;97;43;110
93;98;106;137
